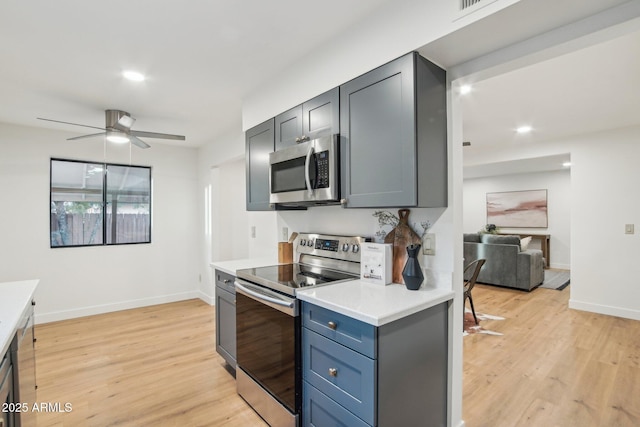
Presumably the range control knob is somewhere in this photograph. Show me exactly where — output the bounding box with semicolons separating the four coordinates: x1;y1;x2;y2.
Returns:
300;239;307;246
342;243;350;252
307;239;314;247
352;244;360;254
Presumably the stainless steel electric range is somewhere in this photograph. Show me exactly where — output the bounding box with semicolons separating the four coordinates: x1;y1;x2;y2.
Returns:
234;233;368;427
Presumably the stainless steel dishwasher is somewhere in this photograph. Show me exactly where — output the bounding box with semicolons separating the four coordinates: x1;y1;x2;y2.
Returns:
11;300;36;427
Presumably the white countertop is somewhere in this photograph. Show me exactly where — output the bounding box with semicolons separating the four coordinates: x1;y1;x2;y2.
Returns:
0;280;39;357
297;280;454;326
210;257;279;276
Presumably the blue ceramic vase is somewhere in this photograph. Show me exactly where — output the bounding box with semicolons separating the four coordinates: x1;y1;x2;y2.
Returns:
402;244;424;290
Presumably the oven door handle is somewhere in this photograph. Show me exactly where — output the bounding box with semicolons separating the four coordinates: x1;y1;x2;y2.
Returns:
235;279;298;316
304;144;314;198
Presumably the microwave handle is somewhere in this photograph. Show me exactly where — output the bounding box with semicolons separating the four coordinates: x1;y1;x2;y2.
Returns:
304;144;314;197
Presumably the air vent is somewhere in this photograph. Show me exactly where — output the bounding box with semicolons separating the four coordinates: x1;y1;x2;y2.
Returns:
455;0;499;19
460;0;483;10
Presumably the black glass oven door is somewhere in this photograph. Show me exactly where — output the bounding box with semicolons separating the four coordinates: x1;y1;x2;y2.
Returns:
235;281;301;414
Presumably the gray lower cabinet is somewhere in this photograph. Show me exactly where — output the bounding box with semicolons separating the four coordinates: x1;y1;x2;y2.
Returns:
275;87;339;150
215;270;236;368
339;51;447;208
302;301;448;427
246;118;275;211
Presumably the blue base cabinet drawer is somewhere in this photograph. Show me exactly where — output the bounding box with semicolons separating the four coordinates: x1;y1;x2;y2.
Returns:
303;381;370;427
302;301;449;427
303;328;375;425
302;302;375;358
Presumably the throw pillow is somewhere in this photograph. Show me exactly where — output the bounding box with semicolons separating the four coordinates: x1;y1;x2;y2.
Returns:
520;236;532;251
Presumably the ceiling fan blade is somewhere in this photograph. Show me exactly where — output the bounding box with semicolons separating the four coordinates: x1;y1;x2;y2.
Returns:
130;130;185;140
37;117;105;131
67;132;107;141
129;135;151;149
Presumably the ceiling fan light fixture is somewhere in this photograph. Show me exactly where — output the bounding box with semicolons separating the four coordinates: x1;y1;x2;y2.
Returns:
122;70;145;82
118;115;135;129
106;131;130;144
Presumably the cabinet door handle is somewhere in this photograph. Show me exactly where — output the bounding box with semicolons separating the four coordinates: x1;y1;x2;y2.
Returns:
329;368;338;377
327;321;337;330
295;137;301;143
223;279;231;284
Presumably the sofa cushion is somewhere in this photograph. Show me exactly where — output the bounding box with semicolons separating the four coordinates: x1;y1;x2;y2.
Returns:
480;234;521;246
463;233;481;243
520;236;532;251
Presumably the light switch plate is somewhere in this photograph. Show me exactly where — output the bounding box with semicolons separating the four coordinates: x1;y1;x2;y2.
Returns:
282;227;289;242
423;233;435;255
625;224;634;234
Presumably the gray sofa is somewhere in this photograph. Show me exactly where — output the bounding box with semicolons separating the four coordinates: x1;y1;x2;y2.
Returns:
463;233;544;291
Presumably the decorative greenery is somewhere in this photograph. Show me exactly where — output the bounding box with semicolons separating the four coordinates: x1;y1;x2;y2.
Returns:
373;210;399;228
372;210;431;240
479;223;500;234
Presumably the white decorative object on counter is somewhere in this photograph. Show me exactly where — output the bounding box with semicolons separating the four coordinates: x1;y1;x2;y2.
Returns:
360;243;392;285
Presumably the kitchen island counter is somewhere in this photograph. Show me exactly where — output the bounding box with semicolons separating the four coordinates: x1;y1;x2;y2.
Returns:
0;280;39;357
297;280;454;326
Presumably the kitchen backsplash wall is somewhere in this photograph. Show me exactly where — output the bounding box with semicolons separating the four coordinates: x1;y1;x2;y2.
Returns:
277;206;445;243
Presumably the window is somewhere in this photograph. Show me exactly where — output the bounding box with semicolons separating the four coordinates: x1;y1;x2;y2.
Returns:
50;159;151;247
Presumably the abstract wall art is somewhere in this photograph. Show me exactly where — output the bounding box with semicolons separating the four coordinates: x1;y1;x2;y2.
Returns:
486;189;548;228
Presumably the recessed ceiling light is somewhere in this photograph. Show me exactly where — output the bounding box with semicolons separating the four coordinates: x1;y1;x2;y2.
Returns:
562;162;572;167
122;70;145;82
459;85;472;95
516;126;532;134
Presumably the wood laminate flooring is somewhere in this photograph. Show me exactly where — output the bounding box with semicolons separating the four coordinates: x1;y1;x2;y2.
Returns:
32;287;640;426
34;299;267;427
464;284;640;427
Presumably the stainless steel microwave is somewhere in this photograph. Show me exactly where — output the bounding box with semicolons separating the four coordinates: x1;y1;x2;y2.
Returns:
269;134;339;205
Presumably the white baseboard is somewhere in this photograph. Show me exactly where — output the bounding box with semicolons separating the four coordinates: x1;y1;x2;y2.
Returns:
549;263;570;270
569;299;640;321
35;291;200;324
199;290;215;306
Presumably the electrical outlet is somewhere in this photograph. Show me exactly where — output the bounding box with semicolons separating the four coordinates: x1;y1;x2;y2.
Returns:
625;224;634;235
282;227;289;242
251;226;256;238
423;233;436;255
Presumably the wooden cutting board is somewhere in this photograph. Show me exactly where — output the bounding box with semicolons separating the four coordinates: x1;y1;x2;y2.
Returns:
384;209;422;284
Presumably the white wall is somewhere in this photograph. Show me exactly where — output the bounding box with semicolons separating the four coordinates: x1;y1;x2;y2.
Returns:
0;123;200;323
463;170;571;269
569;126;640;320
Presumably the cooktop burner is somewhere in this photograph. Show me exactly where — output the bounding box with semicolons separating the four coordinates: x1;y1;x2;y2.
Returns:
236;233;369;296
236;263;358;296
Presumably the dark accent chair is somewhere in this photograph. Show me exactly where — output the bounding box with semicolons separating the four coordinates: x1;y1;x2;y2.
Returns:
464;259;486;326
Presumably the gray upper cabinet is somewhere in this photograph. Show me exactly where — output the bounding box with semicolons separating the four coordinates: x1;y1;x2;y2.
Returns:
275;87;339;150
340;52;447;208
246;118;275;211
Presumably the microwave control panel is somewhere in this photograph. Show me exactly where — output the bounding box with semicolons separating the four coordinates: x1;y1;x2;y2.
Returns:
316;151;329;188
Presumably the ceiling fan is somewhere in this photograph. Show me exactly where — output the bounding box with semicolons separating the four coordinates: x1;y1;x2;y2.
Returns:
37;109;185;149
